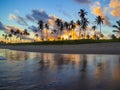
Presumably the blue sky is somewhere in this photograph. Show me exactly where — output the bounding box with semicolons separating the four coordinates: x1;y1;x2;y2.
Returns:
0;0;120;37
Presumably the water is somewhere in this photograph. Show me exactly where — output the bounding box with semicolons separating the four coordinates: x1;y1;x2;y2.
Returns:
0;49;120;90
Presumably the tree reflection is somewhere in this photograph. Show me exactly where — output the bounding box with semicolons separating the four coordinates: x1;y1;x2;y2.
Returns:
80;55;87;72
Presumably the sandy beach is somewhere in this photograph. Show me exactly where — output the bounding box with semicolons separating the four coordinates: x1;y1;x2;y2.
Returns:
0;42;120;54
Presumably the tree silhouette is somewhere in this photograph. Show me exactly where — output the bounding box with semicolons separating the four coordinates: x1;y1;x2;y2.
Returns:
38;20;44;40
95;16;104;35
81;18;89;39
45;23;49;40
113;20;120;37
70;20;76;39
78;9;89;39
55;18;62;39
78;9;87;19
92;26;97;39
76;20;81;39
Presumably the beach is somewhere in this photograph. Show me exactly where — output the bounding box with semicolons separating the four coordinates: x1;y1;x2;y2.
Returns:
0;42;120;54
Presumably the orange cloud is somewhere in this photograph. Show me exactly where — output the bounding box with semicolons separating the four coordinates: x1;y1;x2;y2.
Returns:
109;0;120;17
91;2;111;26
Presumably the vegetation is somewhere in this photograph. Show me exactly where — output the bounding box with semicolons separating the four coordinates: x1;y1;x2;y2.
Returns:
1;9;120;44
6;38;120;45
113;20;120;35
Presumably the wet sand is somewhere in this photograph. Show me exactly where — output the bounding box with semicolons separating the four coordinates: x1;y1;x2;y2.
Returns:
0;42;120;54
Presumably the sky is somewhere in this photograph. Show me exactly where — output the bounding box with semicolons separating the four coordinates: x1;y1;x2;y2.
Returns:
0;0;120;40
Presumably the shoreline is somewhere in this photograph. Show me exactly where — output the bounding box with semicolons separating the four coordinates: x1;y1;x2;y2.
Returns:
0;42;120;54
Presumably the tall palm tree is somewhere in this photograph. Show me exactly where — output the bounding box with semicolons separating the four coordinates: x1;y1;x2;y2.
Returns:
64;21;69;30
52;29;57;40
92;26;97;39
81;18;89;39
113;20;120;34
70;20;76;40
38;20;44;40
95;16;104;34
8;34;12;42
55;18;62;39
59;21;64;38
76;20;81;39
78;9;88;39
45;23;49;40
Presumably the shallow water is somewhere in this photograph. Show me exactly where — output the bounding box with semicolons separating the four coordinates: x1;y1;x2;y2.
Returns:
0;49;120;90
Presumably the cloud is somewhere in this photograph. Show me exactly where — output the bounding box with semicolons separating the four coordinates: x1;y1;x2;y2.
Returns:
0;21;6;30
75;0;91;4
8;14;28;26
109;0;120;17
91;2;112;26
28;25;38;32
26;15;35;22
29;9;50;22
26;9;57;26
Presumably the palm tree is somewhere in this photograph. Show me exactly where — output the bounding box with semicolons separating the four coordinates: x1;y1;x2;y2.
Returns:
70;20;76;39
78;9;88;39
95;16;104;34
34;33;39;41
23;29;30;36
52;29;57;40
76;20;81;39
8;34;12;42
64;21;69;30
55;18;62;39
92;26;96;31
92;26;97;39
78;9;87;19
113;20;120;37
38;20;44;40
81;18;89;39
59;21;64;39
45;23;49;40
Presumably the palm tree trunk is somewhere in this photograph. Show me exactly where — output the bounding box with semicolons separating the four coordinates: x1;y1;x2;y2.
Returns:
100;24;101;34
79;28;81;39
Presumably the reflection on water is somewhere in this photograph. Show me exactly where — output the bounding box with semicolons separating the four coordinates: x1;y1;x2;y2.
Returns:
0;49;120;90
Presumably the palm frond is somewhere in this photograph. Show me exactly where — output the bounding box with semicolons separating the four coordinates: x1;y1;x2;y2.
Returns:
112;25;118;29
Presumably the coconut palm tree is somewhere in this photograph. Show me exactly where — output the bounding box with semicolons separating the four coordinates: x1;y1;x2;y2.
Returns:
76;20;81;39
70;20;76;39
81;18;89;39
52;29;57;40
95;16;104;34
45;23;49;40
78;9;88;39
23;29;30;36
59;21;64;38
34;33;39;41
38;20;44;40
64;21;69;30
92;26;97;39
55;18;62;39
8;34;12;42
113;20;120;35
92;26;96;31
78;9;87;19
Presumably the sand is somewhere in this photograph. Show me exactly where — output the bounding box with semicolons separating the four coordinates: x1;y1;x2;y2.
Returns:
0;42;120;54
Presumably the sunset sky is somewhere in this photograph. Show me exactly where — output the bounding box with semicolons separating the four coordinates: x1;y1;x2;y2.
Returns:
0;0;120;40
